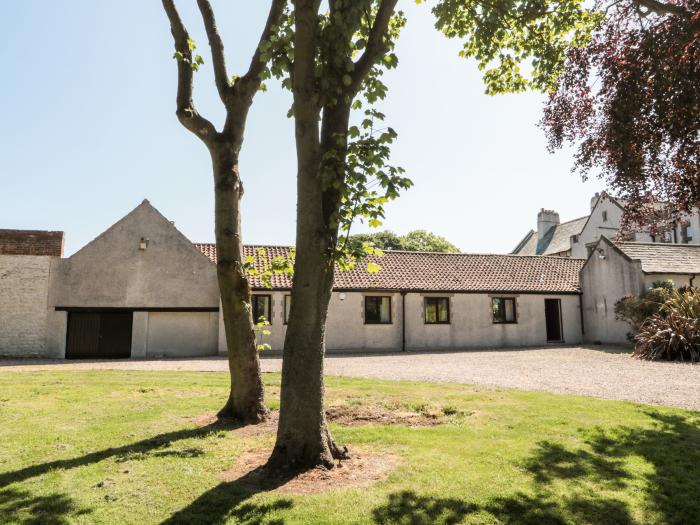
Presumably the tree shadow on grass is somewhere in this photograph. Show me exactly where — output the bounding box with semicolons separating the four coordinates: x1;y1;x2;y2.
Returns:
0;420;236;488
0;487;91;525
0;419;259;524
372;410;700;525
372;491;476;525
159;465;296;525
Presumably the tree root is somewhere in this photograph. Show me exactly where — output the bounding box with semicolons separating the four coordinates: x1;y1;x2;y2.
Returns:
216;395;269;425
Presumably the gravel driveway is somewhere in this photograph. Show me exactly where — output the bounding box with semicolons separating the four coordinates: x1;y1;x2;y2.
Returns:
2;346;699;411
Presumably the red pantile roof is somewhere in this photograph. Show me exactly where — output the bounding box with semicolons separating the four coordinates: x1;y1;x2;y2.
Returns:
194;244;584;293
0;229;64;256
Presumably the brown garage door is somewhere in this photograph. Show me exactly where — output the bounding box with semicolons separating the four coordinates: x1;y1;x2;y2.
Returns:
66;312;133;359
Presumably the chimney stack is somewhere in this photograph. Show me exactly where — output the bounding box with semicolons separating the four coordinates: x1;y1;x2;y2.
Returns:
590;192;601;211
537;208;560;240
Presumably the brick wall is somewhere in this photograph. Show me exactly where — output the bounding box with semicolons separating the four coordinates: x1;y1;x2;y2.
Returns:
0;255;52;356
0;230;64;256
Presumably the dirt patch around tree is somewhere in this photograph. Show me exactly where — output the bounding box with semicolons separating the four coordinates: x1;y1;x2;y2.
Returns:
218;448;400;495
191;403;448;433
325;404;446;426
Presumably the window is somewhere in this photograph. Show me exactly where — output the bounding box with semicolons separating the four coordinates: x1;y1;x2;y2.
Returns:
681;221;694;243
424;297;450;324
365;296;392;324
284;295;291;324
492;297;517;324
602;210;608;222
252;295;271;324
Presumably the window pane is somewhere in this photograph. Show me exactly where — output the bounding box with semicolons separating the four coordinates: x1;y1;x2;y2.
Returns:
365;297;378;323
379;297;391;323
438;298;448;322
425;299;437;323
492;298;502;322
284;295;291;323
504;299;515;322
253;296;270;323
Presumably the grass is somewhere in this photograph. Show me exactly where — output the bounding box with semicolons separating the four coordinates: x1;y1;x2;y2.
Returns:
0;371;699;524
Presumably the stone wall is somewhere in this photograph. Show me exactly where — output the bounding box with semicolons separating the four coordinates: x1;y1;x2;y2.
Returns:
0;255;52;356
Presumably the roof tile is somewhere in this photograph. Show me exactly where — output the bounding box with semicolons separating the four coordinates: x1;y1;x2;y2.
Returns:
194;244;584;293
616;242;700;274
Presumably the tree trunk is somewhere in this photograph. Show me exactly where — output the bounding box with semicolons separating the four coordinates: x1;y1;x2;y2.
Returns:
268;89;352;469
212;145;268;424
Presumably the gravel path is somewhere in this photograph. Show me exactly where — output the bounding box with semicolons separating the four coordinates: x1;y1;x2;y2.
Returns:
2;346;699;411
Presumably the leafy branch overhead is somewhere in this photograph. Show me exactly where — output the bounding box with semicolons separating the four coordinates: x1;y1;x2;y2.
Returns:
261;2;413;272
432;0;700;222
429;0;601;94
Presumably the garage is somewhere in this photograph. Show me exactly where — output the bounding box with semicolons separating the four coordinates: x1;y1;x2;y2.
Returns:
65;311;133;359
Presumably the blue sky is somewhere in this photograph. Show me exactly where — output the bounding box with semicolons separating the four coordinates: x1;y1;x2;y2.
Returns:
0;1;602;255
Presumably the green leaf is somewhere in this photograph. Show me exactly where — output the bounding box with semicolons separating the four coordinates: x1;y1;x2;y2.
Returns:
366;262;381;274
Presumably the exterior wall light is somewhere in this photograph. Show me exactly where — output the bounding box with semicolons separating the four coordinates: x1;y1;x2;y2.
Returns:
339;293;346;301
139;237;150;250
597;248;606;260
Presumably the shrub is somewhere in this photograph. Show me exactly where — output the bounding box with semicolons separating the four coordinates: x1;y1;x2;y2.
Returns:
615;280;674;340
633;288;700;362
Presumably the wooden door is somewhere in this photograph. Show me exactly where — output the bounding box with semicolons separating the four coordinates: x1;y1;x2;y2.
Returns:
66;313;101;358
99;313;133;358
66;312;132;359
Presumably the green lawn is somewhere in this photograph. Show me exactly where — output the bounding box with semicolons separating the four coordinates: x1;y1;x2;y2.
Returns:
0;371;698;525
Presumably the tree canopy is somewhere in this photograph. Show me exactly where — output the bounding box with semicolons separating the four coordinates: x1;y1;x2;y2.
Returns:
349;229;460;252
433;0;700;224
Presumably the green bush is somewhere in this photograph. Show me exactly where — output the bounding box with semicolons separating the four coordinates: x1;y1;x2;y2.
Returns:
614;280;675;341
633;288;700;362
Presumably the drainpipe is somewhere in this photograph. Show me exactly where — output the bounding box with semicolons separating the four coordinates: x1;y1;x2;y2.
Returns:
401;291;407;352
578;293;585;337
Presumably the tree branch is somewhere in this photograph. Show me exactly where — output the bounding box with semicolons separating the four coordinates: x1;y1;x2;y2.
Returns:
196;0;232;105
292;0;322;106
238;0;287;98
162;0;217;144
349;0;398;95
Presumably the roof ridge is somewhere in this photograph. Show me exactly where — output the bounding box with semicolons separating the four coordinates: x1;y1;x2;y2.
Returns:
617;241;700;246
557;215;589;226
194;243;585;262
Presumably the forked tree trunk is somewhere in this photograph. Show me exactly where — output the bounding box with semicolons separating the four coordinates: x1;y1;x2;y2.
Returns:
212;145;268;423
268;0;398;470
268;91;351;470
162;0;286;426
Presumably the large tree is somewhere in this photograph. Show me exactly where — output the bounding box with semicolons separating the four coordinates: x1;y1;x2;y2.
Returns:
267;0;410;470
162;0;284;423
432;0;700;225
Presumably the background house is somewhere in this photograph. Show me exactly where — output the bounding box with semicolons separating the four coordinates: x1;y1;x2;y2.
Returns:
580;237;700;344
512;193;700;259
